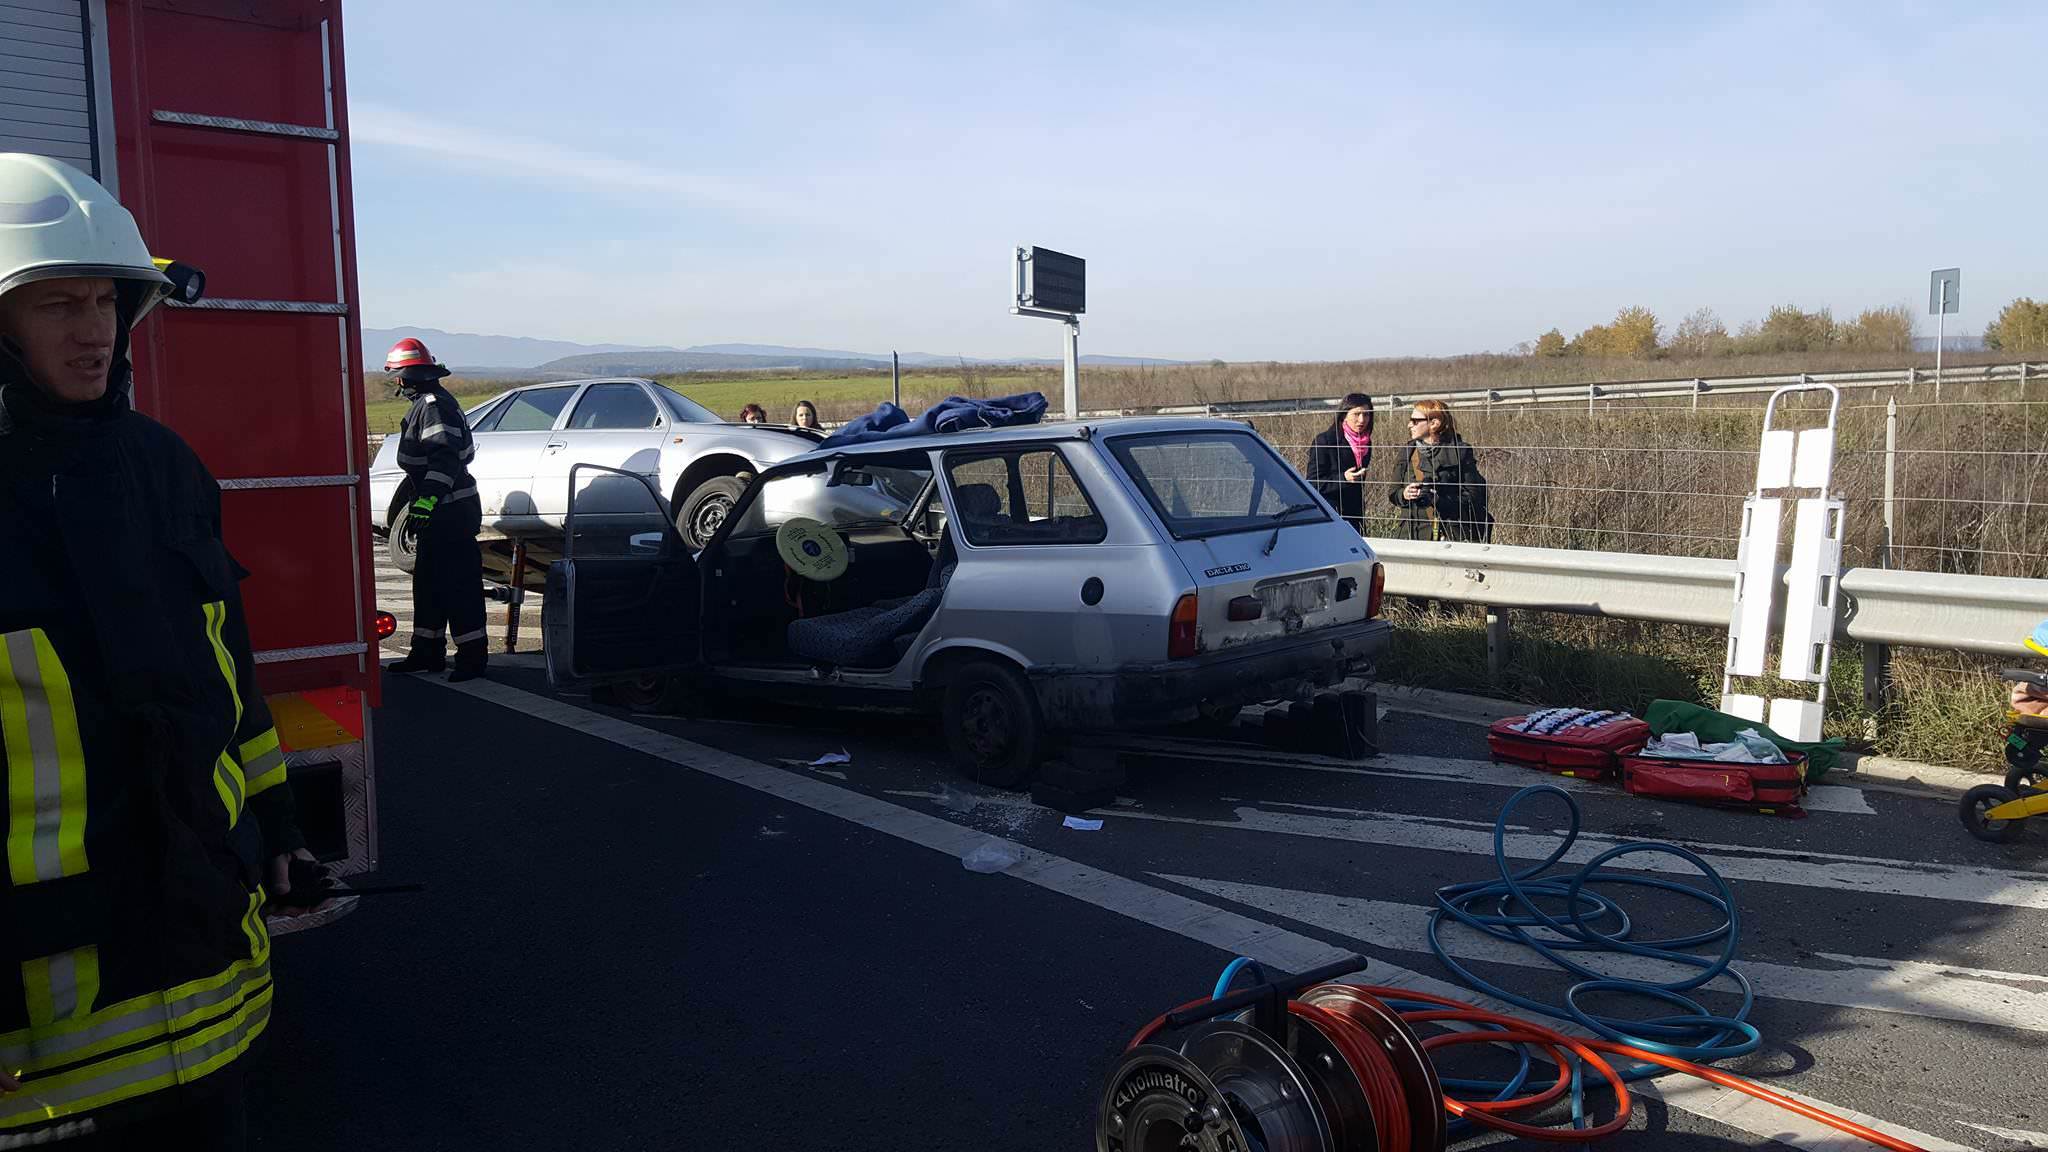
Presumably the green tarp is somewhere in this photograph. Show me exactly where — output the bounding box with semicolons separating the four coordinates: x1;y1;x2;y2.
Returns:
1643;700;1844;780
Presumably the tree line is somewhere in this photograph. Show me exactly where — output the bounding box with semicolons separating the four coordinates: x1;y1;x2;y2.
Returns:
1526;298;2048;359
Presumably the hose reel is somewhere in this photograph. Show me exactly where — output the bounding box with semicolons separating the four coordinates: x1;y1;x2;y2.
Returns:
1097;956;1447;1152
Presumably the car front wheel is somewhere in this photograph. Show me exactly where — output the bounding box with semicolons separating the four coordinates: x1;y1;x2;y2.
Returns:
387;501;420;574
942;660;1043;788
677;476;747;549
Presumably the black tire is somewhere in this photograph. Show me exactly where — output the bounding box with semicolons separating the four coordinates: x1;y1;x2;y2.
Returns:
612;674;676;712
386;501;420;574
942;660;1043;788
1959;784;2026;844
2007;764;2043;795
676;476;746;549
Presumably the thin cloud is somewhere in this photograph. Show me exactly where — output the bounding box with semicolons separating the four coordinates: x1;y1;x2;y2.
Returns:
349;100;762;207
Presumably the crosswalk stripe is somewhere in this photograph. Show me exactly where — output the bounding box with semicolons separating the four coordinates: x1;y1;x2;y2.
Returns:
1158;873;2048;1034
1111;801;2048;909
1292;751;1874;816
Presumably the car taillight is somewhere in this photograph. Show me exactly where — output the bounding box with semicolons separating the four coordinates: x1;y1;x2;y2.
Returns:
1168;593;1199;659
374;611;397;640
1366;563;1385;619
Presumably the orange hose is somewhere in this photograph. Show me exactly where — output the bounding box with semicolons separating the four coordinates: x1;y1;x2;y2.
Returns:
1124;985;1927;1151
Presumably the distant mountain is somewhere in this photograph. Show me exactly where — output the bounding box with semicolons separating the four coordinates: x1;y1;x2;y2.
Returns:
367;327;1189;376
363;326;676;372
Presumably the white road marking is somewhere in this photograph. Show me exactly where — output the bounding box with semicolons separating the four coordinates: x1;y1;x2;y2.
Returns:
1962;1121;2048;1147
433;674;1972;1152
1108;801;2048;910
1304;751;1875;816
1157;874;2048;1034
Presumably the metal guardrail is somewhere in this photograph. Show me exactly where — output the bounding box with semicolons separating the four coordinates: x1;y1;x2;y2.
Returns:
1372;538;2048;659
1075;360;2041;420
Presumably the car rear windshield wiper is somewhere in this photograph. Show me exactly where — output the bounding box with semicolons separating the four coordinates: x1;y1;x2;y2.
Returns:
1262;502;1321;555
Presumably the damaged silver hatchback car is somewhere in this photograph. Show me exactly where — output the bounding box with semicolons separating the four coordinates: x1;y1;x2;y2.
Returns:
543;416;1390;784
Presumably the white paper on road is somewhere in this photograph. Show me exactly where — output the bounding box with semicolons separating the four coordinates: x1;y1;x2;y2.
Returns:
1061;816;1104;831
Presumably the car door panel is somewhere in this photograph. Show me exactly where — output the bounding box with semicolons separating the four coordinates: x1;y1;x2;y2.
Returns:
531;382;668;526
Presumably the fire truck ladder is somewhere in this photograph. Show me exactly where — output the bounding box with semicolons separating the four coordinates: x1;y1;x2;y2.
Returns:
151;21;365;668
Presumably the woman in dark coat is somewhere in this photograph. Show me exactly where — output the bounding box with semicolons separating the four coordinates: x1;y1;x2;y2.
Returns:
1389;398;1491;542
1306;391;1375;532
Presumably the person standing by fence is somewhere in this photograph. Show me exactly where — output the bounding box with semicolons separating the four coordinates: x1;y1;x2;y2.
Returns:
1390;398;1491;542
1307;392;1375;532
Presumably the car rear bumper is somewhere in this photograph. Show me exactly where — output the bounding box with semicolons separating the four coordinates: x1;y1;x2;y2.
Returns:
1029;617;1391;729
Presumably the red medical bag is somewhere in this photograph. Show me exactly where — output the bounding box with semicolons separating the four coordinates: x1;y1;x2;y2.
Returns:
1617;752;1808;814
1486;709;1650;779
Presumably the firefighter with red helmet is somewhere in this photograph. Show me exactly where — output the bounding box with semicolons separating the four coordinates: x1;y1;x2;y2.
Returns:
384;338;487;680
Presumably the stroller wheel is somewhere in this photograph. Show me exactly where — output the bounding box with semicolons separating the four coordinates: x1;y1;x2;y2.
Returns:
2007;765;2042;795
1960;784;2027;844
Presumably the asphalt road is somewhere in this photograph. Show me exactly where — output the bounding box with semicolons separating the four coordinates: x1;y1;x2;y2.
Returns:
249;643;2048;1151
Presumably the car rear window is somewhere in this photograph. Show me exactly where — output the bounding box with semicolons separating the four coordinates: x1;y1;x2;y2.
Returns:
488;385;578;433
944;447;1106;546
1106;430;1327;540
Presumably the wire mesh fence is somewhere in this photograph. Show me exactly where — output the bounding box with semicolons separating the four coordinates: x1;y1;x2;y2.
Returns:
1256;377;2048;581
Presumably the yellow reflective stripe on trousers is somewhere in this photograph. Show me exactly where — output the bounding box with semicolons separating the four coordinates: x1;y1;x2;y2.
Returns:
1;628;89;886
0;895;270;1076
238;728;287;797
0;984;272;1130
21;947;99;1029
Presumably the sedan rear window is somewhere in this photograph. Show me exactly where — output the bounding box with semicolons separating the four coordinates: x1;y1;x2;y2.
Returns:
487;385;578;433
1107;430;1327;540
653;382;721;424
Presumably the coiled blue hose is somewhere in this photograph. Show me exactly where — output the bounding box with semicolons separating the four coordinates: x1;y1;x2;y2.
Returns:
1213;782;1760;1141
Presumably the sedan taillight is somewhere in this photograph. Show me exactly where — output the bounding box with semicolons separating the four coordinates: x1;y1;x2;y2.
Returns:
1169;593;1200;660
1366;563;1385;619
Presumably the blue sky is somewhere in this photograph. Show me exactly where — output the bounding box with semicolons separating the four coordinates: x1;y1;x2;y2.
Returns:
343;2;2046;361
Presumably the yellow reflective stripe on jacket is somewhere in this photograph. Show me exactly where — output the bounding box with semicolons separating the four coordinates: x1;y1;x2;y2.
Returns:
213;753;245;826
1;628;89;886
238;727;287;797
21;947;99;1029
201;602;242;730
0;895;270;1076
0;984;272;1130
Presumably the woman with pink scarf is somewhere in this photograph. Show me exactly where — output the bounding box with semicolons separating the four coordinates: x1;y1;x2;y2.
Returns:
1306;391;1375;532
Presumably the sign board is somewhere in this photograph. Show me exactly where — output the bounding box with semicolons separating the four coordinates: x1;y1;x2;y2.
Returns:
1928;268;1960;315
1020;246;1086;315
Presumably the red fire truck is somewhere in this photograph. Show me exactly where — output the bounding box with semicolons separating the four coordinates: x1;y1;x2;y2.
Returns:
0;0;382;885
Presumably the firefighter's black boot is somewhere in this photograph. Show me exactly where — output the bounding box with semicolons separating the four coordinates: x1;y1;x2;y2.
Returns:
388;642;446;675
448;642;489;683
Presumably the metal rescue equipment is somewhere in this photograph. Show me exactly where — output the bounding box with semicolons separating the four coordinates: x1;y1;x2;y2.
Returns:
1722;382;1845;743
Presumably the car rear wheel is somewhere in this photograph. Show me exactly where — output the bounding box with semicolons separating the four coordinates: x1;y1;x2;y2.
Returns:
677;476;746;550
387;501;420;574
943;660;1043;788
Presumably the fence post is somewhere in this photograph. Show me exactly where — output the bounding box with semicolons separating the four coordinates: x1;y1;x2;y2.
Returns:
1691;378;1702;412
1907;366;1917;389
1884;395;1898;569
1486;607;1510;682
1861;641;1892;739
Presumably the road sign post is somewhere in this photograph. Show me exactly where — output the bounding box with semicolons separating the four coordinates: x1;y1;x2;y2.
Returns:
1929;267;1960;398
1012;246;1086;419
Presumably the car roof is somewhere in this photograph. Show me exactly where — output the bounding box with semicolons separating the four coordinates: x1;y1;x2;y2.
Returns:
780;415;1259;464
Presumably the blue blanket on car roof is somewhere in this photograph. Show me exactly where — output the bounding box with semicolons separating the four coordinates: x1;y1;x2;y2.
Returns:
816;391;1049;449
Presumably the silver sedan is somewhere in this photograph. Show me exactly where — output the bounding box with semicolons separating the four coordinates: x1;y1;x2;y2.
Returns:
369;377;895;566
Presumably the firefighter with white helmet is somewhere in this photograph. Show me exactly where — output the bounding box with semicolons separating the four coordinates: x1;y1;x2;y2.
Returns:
0;153;313;1144
384;336;487;679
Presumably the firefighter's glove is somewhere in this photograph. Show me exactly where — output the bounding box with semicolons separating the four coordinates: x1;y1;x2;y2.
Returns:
270;853;341;910
410;494;438;528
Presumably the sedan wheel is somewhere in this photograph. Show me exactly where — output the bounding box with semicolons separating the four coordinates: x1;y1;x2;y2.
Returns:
677;476;747;549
